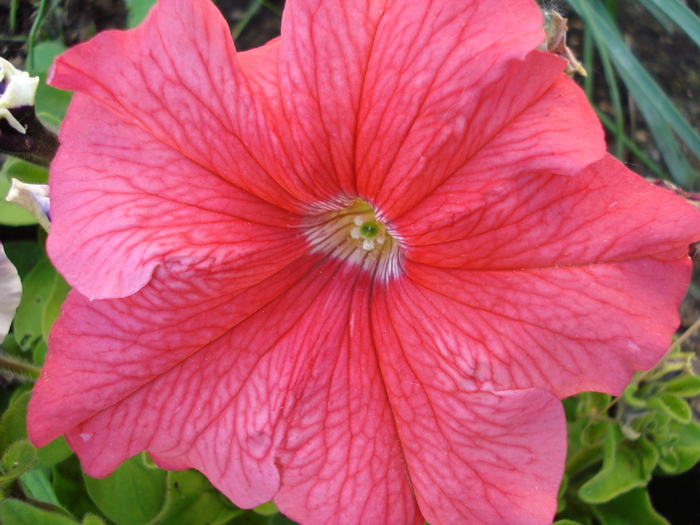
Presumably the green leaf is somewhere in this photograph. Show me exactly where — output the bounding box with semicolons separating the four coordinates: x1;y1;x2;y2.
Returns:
126;0;158;27
554;521;585;525
0;391;31;454
647;394;692;424
29;41;72;121
19;469;61;506
226;510;275;524
0;440;37;483
557;472;569;513
3;240;44;280
82;515;106;525
270;513;299;525
591;487;668;525
14;257;56;351
32;339;49;367
53;455;104;522
145;469;243;525
657;419;700;474
1;156;49;184
638;0;700;49
562;396;578;421
36;436;73;470
662;375;700;397
253;501;278;516
580;418;608;447
84;455;167;525
41;272;71;341
141;451;159;469
578;427;657;503
1;333;24;359
28;41;66;74
0;498;79;525
657;447;680;473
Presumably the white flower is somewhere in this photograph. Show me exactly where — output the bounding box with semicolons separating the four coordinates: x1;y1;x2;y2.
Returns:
0;58;39;134
0;244;21;339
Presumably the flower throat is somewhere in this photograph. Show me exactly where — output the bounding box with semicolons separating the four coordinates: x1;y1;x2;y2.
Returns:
304;199;402;280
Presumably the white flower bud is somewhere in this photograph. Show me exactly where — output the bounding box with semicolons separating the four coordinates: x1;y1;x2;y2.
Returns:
6;178;50;231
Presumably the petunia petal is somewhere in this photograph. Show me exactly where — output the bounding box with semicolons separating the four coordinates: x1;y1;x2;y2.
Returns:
48;0;307;208
48;94;307;299
374;283;566;524
27;256;314;448
29;255;422;524
353;2;602;218
278;0;389;197
398;155;700;270
236;38;342;204
383;256;692;399
279;0;590;212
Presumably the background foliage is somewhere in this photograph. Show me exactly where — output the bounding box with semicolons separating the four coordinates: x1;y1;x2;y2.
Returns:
1;0;699;524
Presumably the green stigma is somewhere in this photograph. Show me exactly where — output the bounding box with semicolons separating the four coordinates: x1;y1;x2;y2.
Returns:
360;221;380;239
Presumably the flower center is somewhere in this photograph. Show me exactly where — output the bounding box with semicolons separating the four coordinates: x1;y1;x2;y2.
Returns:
304;199;402;281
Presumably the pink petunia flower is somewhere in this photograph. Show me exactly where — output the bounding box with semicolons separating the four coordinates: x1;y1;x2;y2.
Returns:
27;0;700;523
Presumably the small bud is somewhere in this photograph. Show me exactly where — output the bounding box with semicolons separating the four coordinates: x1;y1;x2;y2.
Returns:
6;178;50;231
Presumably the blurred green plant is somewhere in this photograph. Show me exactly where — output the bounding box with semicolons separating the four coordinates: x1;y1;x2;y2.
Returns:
555;334;700;525
564;0;700;188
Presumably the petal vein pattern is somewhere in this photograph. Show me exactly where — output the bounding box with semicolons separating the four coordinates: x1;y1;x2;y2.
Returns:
27;0;700;523
30;256;423;524
48;0;309;209
48;94;308;300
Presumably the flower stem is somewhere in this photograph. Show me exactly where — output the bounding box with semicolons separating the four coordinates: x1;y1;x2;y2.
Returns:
0;106;59;168
0;352;41;382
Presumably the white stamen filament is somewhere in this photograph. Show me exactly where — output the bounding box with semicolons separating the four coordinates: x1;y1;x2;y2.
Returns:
303;199;403;281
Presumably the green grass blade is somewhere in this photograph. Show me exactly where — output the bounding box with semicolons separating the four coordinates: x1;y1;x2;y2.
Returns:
26;0;48;71
567;0;700;186
640;99;697;186
638;0;700;49
9;0;17;33
596;39;625;159
231;0;264;41
594;107;668;180
583;26;595;99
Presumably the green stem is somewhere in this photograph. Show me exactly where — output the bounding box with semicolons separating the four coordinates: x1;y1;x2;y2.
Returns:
0;35;27;42
26;0;48;72
0;353;41;382
9;0;18;33
583;26;594;100
597;39;626;160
